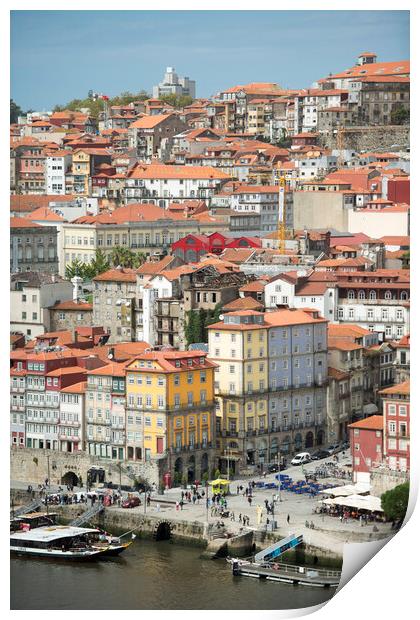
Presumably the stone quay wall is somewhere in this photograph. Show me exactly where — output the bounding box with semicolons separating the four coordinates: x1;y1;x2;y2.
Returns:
370;467;409;498
10;447;162;488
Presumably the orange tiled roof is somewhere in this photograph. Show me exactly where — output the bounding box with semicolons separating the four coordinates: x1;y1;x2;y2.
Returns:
93;268;137;283
10;216;41;229
129;113;175;129
127;163;230;180
223;297;264;311
50;300;93;311
348;415;384;431
379;380;410;396
26;207;65;222
327;60;409;80
61;381;87;393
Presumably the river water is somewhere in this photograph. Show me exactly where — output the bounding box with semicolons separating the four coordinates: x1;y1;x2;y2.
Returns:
10;539;336;610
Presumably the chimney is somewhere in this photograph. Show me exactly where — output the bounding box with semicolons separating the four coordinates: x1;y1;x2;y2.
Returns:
71;276;83;301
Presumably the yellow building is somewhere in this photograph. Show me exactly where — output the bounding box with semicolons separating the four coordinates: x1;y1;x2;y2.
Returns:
125;350;217;483
72;150;91;195
208;308;329;474
207;310;269;473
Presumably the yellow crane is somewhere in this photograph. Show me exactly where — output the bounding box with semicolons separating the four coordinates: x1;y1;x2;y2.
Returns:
277;174;287;253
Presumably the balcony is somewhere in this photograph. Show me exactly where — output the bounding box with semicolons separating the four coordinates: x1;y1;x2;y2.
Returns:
10;386;25;393
11;404;25;411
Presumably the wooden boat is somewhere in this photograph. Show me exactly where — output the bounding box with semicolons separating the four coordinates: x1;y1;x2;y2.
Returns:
10;525;133;560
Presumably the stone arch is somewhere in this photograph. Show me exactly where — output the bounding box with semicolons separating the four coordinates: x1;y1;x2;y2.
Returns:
246;441;255;465
61;471;79;487
316;429;325;446
154;520;172;541
294;433;303;451
305;431;314;449
187;455;196;484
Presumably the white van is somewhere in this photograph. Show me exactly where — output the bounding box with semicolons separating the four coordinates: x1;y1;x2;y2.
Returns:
290;452;311;466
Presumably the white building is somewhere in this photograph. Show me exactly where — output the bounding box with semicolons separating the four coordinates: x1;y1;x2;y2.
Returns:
10;272;73;339
59;382;86;453
125;163;230;206
46;151;73;195
152;67;196;99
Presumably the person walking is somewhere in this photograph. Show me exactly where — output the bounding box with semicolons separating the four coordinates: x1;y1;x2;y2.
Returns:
287;514;290;525
248;496;252;507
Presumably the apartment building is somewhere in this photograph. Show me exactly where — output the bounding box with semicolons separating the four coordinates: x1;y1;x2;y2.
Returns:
335;271;410;340
10;272;73;339
124;351;217;482
85;363;127;460
10;217;59;275
125;163;230;207
207;308;328;473
59;381;86;453
92;268;137;343
380;380;410;472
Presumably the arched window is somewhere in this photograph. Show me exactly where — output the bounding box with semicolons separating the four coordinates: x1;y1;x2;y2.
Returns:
401;291;408;300
369;290;376;300
358;290;366;300
347;290;355;300
384;290;392;300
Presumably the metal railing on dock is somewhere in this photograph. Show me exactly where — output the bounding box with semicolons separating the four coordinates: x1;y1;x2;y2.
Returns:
70;503;104;527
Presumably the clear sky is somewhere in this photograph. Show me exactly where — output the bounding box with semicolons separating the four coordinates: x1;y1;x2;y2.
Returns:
11;10;409;111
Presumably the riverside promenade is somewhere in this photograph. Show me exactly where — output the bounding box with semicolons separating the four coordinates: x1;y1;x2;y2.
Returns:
11;452;394;556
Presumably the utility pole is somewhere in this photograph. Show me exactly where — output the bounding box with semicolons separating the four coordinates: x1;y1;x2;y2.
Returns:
206;482;209;523
46;454;51;515
278;452;282;503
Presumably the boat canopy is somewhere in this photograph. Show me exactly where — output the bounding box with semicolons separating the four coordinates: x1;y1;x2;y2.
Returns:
10;525;99;542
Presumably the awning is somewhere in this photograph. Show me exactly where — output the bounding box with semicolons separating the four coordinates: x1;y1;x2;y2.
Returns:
322;494;383;512
210;479;230;487
319;484;370;497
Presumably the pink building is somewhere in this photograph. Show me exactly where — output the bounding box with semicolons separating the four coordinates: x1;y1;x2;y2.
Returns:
380;380;410;472
348;415;384;484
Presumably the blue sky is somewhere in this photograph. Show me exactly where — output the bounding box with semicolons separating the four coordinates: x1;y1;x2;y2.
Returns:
11;10;409;111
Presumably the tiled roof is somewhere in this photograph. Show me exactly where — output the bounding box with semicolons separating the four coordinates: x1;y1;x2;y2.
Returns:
239;281;266;293
136;256;179;276
26;207;65;222
348;415;384;431
127;163;230;180
223;297;264;311
129;113;175;129
61;381;87;393
327;60;409;80
10;216;42;229
50;300;93;311
46;366;86;377
93;268;137;283
328;367;350;381
379;380;410;396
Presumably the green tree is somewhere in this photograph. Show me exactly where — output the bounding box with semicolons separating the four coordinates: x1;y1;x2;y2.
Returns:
90;249;110;277
402;250;410;269
53;89;152;120
159;94;193;109
185;310;202;346
65;259;86;281
391;106;410;125
381;482;409;522
10;99;23;124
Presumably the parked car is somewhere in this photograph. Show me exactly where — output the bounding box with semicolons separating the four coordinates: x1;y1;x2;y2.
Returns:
267;462;287;473
326;444;341;456
122;496;141;509
290;452;311;466
310;449;330;461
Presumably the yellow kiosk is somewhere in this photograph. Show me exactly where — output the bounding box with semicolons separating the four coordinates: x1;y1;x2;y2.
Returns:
210;479;230;495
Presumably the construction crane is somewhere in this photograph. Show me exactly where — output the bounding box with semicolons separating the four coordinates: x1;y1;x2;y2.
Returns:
277;174;287;253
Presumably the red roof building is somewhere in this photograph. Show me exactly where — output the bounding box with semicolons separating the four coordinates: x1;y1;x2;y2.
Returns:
348;415;384;484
